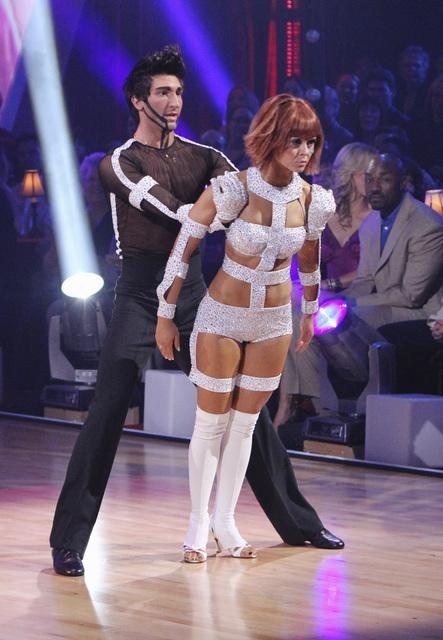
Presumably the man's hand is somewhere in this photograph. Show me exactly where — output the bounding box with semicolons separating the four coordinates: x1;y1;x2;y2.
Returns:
431;320;443;343
155;318;180;360
296;314;314;352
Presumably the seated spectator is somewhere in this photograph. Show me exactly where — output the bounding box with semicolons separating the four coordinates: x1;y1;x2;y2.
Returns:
361;66;409;128
373;127;437;200
321;142;378;292
335;73;360;132
402;157;436;202
378;301;443;395
318;86;354;165
224;85;259;126
409;73;443;185
282;74;312;99
373;125;411;157
224;106;254;170
352;96;385;146
396;45;430;121
276;153;443;427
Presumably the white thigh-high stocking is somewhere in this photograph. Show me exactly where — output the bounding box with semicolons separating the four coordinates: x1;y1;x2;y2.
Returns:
212;408;260;549
184;407;231;551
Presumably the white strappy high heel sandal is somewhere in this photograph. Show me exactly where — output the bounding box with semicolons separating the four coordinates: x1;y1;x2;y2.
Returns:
210;519;257;559
183;546;208;564
183;514;209;563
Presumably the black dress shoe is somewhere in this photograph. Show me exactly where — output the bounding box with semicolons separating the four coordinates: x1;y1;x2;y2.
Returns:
307;528;345;549
52;548;84;576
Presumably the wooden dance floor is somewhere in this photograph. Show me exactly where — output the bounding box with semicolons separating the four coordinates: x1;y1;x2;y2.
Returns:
0;415;442;640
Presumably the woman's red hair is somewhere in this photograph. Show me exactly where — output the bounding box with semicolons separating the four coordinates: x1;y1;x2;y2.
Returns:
244;94;324;173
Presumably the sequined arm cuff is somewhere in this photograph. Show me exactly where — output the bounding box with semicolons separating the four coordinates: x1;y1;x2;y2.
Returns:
298;267;321;286
301;297;319;315
157;301;176;319
157;217;208;320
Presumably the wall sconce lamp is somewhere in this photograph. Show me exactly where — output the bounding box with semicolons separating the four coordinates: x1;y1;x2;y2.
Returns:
21;169;45;237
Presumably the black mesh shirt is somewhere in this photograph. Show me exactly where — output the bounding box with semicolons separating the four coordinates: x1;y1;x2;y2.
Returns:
99;136;235;258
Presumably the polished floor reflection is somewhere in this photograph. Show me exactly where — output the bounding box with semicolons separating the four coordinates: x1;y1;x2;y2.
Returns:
0;417;442;640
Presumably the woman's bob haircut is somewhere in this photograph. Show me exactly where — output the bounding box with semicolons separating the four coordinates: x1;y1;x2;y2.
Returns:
244;94;324;173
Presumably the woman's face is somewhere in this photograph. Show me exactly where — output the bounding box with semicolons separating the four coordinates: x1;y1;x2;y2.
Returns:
274;135;317;173
352;170;367;198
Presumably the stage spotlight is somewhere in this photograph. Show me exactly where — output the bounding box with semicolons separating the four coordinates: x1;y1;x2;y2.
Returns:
314;298;348;336
19;0;103;299
61;273;105;299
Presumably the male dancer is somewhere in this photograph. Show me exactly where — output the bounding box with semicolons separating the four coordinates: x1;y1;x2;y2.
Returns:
50;45;343;577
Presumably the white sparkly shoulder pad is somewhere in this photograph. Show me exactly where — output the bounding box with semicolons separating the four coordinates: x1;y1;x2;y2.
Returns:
210;172;248;230
305;185;336;240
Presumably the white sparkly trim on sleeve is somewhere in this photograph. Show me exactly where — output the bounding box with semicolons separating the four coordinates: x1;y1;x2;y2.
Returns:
157;217;208;319
210;172;248;224
157;301;176;319
305;186;336;240
128;176;158;210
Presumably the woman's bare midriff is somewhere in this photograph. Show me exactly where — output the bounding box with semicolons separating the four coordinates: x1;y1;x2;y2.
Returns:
208;242;292;308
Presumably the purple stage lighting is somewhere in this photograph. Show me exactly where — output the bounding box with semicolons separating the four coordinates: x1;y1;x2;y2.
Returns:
160;0;232;120
313;298;348;336
56;3;194;138
55;2;133;104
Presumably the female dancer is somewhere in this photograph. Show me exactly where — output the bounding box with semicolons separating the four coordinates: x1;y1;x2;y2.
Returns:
155;94;334;562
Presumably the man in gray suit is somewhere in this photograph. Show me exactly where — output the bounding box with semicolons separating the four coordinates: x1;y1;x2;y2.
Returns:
278;153;443;415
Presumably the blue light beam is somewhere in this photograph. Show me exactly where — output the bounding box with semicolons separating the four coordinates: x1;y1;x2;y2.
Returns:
20;0;103;298
161;0;233;120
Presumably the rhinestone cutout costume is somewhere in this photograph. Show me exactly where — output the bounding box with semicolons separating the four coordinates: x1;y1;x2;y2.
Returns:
186;168;335;392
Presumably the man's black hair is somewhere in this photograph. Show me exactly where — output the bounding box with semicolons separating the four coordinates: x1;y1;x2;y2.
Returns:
124;44;185;121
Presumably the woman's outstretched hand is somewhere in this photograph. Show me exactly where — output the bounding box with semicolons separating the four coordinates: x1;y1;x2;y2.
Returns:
296;314;314;353
155;318;180;361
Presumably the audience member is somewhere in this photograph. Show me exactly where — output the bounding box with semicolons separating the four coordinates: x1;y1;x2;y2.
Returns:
224;106;254;169
318;86;354;165
379;300;443;395
320;143;378;292
352;96;384;146
409;73;443;185
224;85;259;125
396;45;430;120
277;153;443;425
335;73;360;132
373;127;436;199
361;66;409;128
282;74;312;99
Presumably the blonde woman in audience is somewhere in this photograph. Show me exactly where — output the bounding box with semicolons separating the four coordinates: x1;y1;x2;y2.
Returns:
321;142;378;293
